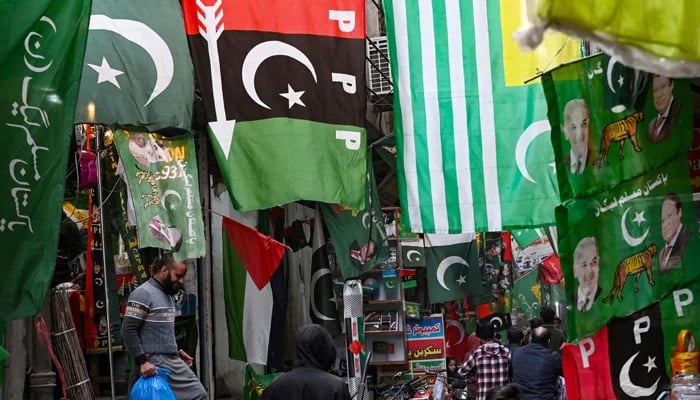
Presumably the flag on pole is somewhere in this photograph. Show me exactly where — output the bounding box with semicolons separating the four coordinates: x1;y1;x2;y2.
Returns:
557;157;700;341
0;0;91;322
424;234;481;304
542;54;693;201
182;0;367;211
310;208;341;336
222;215;286;365
74;0;194;130
382;0;581;233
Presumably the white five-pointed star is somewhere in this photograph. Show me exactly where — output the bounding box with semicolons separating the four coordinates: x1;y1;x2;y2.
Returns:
642;356;657;373
632;210;646;226
169;202;177;211
88;57;124;89
456;275;467;285
618;74;624;87
279;84;306;109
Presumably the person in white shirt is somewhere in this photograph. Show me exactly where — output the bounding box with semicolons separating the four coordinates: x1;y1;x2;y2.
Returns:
562;99;590;175
647;75;681;144
659;193;690;273
572;237;601;312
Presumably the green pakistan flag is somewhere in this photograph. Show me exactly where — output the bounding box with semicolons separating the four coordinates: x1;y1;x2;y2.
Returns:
557;157;700;341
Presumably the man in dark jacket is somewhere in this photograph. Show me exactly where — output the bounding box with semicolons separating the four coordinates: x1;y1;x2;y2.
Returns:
512;327;562;400
262;324;351;400
540;306;566;351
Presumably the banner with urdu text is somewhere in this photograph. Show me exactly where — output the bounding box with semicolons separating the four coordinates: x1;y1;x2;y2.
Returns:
182;0;367;211
0;0;91;321
542;53;693;201
382;0;581;234
557;158;700;340
113;129;205;260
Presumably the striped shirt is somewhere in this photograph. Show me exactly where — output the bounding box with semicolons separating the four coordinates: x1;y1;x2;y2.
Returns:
459;342;511;400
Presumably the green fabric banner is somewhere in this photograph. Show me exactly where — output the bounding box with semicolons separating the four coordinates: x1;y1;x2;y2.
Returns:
320;153;389;279
512;268;541;323
244;364;281;400
74;0;194;130
557;157;700;340
0;0;91;321
113;129;205;260
424;233;481;304
542;54;693;201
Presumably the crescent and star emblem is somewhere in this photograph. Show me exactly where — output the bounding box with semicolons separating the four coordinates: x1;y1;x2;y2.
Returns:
310;268;335;321
88;15;174;107
621;208;649;247
242;40;317;110
161;189;182;210
405;249;422;263
619;351;660;397
445;320;465;348
515;119;551;184
362;212;371;229
436;256;469;291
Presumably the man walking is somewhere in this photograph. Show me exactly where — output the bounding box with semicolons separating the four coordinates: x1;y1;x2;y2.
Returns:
122;253;207;399
512;327;562;400
458;322;511;400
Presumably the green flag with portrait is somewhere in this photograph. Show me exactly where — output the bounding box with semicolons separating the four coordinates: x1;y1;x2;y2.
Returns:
542;54;693;201
558;157;700;341
113;128;205;260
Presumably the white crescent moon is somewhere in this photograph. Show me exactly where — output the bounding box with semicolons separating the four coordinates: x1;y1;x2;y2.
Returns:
406;250;421;262
310;268;335;321
242;40;318;110
515;119;551;184
89;15;174;107
446;320;465;346
607;56;619;93
621;208;649;247
362;212;371;229
161;189;182;209
489;315;504;329
385;280;396;289
619;351;659;397
436;256;468;291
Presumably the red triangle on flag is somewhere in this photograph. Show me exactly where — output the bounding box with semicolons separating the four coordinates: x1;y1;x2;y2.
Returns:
222;216;287;290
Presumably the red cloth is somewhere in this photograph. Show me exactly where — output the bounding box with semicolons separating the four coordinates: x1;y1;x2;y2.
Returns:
540;253;563;284
562;327;616;400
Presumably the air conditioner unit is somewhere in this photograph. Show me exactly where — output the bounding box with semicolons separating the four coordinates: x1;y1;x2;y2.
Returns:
366;36;393;95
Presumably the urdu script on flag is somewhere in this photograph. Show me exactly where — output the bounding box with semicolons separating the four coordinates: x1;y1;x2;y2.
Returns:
382;0;581;234
182;0;367;211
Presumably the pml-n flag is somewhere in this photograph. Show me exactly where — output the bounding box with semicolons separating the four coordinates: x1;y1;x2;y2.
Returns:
74;0;194;130
382;0;581;234
321;153;389;279
557;157;700;341
113;129;206;260
183;0;367;211
542;54;692;201
0;0;91;321
424;234;481;304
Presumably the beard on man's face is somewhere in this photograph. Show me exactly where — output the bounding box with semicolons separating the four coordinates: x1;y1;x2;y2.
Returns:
162;273;182;295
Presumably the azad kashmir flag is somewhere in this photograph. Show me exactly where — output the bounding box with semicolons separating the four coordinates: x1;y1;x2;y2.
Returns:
113;129;206;260
320;153;389;279
222;215;286;366
310;208;341;335
542;53;693;201
74;0;194;130
0;0;91;321
424;234;481;304
382;0;581;234
182;0;367;211
557;157;700;341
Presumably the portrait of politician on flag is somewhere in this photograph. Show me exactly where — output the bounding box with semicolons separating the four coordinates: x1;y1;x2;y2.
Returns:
659;193;690;273
573;236;601;312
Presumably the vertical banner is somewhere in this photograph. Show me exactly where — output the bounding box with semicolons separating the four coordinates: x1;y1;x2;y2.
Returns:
113;129;206;260
0;0;92;321
183;0;367;211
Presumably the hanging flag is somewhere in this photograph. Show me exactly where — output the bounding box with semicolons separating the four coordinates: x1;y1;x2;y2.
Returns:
182;0;367;211
522;0;700;77
558;157;700;341
222;215;286;365
74;0;194;130
562;326;616;400
424;234;481;304
113;128;206;260
382;0;581;234
539;253;563;284
310;208;341;336
478;232;512;311
0;0;91;322
401;240;426;267
321;153;389;279
511;268;542;322
243;364;282;400
542;54;693;201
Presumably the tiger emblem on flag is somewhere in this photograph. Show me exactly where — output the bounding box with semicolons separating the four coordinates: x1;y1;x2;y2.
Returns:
602;243;656;304
598;112;644;166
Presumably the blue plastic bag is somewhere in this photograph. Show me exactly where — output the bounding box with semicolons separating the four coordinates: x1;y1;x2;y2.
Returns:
129;367;176;400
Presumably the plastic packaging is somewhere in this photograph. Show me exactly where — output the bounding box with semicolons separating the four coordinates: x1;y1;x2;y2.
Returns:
129;367;176;400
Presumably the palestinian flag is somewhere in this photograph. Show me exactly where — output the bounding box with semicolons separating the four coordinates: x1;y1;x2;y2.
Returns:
182;0;367;211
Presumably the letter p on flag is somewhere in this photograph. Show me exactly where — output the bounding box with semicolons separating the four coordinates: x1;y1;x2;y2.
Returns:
674;288;694;317
329;10;355;32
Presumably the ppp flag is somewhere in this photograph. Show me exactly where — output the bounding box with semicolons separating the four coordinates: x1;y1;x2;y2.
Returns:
182;0;367;211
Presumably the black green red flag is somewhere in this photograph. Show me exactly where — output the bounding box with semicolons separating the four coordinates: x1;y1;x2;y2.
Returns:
182;0;367;211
